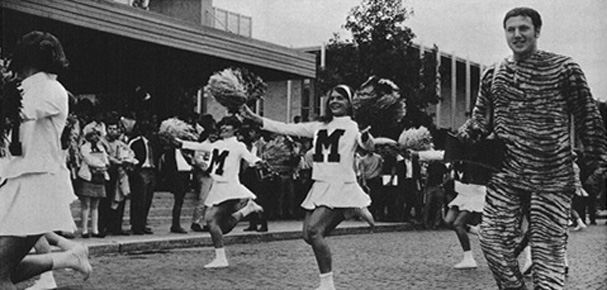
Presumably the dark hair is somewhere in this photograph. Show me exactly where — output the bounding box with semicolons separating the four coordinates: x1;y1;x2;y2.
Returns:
503;7;542;31
9;31;69;74
218;115;242;130
319;84;353;123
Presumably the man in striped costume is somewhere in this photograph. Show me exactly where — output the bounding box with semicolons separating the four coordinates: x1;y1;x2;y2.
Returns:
457;7;607;290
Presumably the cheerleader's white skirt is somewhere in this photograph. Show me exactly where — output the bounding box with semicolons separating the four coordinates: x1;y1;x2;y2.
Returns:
448;181;486;213
204;181;256;206
0;169;77;236
301;181;371;210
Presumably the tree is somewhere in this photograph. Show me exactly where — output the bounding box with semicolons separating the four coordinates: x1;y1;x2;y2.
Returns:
317;0;440;138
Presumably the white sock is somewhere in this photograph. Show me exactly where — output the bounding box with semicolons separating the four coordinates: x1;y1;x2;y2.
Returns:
523;246;532;263
463;250;473;260
215;248;226;260
26;271;57;290
319;272;335;290
234;200;261;219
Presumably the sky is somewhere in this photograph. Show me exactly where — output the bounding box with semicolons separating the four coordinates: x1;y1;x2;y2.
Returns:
214;0;607;101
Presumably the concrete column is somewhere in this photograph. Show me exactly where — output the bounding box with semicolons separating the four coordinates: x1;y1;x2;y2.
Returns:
466;58;471;113
435;49;442;128
451;52;457;129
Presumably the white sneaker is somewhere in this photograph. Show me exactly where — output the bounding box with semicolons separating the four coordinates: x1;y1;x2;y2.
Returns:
247;200;264;213
521;261;532;276
204;258;229;269
572;222;587;231
26;271;57;290
454;258;477;269
468;225;480;236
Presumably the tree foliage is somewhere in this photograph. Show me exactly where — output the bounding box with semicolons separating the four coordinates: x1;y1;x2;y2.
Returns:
317;0;440;138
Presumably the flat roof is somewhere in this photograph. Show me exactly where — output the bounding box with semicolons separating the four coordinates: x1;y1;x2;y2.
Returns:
1;0;316;78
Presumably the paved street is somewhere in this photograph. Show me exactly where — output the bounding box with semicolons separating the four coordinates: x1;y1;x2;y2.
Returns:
19;224;607;290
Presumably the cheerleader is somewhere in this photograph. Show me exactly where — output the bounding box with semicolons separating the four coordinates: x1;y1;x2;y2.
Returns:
240;85;379;290
444;161;487;269
174;116;264;268
0;31;91;289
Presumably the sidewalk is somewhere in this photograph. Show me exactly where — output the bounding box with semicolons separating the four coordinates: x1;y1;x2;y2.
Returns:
78;220;416;257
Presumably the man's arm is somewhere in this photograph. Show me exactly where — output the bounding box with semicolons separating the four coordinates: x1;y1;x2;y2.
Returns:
566;61;607;183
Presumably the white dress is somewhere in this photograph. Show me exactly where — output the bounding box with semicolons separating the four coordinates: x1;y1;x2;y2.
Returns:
182;136;260;206
262;116;372;210
0;72;76;236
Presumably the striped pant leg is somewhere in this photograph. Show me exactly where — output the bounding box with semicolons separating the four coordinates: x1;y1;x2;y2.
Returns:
479;181;527;289
528;191;571;290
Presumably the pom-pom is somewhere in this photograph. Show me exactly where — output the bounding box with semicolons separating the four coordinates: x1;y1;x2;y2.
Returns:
158;118;199;145
398;126;433;151
261;135;299;175
205;67;266;113
0;59;23;157
352;76;406;132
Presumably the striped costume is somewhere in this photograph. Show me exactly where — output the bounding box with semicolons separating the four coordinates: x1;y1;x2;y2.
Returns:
460;50;607;290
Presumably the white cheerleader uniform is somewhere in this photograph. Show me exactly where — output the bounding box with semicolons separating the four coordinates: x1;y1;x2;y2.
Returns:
448;181;486;213
0;72;76;236
182;136;260;206
262;116;372;210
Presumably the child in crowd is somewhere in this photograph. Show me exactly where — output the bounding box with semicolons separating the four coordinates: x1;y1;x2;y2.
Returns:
77;129;109;238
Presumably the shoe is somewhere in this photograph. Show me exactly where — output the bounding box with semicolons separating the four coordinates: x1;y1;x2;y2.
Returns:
521;262;532;276
25;271;57;290
132;230;145;235
92;232;106;238
204;258;229;268
257;225;268;232
572;223;587;231
191;223;206;232
170;226;188;234
243;226;257;232
143;228;154;235
454;258;477;269
247;200;264;214
468;225;480;236
81;232;90;239
70;244;93;281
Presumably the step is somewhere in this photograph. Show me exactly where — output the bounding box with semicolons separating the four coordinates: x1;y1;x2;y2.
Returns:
70;190;201;227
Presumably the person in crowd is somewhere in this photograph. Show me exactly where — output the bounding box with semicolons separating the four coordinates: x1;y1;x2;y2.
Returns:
128;120;158;235
159;119;193;234
100;117;136;236
174;116;265;268
419;155;448;230
573;150;599;226
377;147;403;222
357;148;384;220
240;84;378;290
457;7;607;289
77;128;109;238
0;31;92;289
240;120;268;232
571;150;589;231
401;149;422;223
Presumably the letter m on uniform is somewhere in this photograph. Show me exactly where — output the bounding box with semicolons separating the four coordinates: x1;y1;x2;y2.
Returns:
210;149;229;175
313;129;345;163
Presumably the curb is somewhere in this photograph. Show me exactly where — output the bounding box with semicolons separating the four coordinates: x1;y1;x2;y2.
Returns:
88;223;416;257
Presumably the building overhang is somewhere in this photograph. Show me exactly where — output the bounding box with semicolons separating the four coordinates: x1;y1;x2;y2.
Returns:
1;0;316;79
